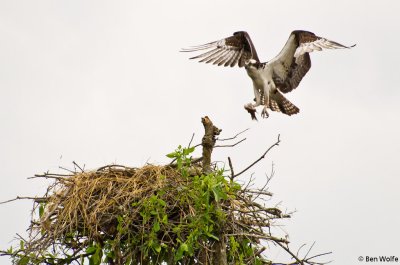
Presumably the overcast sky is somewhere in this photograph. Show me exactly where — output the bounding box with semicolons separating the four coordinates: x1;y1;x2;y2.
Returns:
1;0;399;264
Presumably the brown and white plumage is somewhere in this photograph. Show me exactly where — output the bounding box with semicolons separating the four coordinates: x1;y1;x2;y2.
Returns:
182;30;355;120
182;31;260;67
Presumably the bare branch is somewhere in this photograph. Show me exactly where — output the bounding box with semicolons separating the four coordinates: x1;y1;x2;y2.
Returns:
28;174;72;182
274;241;303;265
0;196;47;205
58;166;76;174
96;164;133;172
217;128;249;141
73;161;84;173
228;157;234;180
215;137;246;148
225;233;289;244
304;242;316;259
188;133;195;148
233;134;280;178
243;189;273;197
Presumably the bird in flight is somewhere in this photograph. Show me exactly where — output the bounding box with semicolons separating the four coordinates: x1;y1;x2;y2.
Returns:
182;30;355;120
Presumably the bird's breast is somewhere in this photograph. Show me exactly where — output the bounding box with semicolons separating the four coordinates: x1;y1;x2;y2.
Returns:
245;64;272;87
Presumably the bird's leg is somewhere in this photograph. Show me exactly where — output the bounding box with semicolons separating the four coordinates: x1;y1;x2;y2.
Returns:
261;82;273;119
261;88;270;119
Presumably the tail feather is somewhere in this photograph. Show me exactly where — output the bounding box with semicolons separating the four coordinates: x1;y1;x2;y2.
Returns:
269;91;299;116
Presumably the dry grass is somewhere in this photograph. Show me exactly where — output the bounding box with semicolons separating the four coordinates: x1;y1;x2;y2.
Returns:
40;165;184;242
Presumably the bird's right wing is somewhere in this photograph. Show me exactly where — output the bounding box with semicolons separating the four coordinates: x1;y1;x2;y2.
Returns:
181;31;260;67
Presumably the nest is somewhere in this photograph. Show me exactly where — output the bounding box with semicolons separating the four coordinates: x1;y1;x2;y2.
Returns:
15;162;288;264
40;165;182;241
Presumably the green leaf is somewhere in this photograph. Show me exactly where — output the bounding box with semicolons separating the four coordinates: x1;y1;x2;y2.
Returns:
187;146;195;154
158;198;166;207
19;240;24;250
153;221;160;232
162;214;168;224
172;226;181;234
90;247;102;265
180;243;188;252
39;203;45;218
166;152;176;158
18;256;29;265
206;232;219;241
154;244;162;253
105;250;115;259
86;246;96;254
6;246;12;254
212;184;227;202
175;243;189;261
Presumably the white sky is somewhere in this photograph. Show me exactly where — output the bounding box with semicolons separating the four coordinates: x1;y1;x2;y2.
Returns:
1;0;399;264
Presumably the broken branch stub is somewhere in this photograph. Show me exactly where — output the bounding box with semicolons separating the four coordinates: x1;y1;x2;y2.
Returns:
201;116;221;174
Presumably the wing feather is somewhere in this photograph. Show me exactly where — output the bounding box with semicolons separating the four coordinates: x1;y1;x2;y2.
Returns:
190;47;219;60
294;37;355;57
181;31;259;68
209;49;229;64
217;50;235;66
199;49;225;63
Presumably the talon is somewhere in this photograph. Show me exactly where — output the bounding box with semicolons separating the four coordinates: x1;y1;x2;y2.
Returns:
244;103;258;121
261;107;269;119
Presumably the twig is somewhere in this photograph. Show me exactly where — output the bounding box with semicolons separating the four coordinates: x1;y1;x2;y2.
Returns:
28;174;72;182
297;243;307;258
233;134;280;178
304;252;333;264
243;190;273;197
188;133;195;148
73;161;84;173
59;166;76;174
96;164;132;172
215;138;246;148
191;128;249;149
0;196;47;205
304;242;315;260
217;128;249;141
301;242;333;264
245;246;266;264
31;173;72;177
228;157;234;180
225;233;289;244
169;157;203;168
274;241;303;265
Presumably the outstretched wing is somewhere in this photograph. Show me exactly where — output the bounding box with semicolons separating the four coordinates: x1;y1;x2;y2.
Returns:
270;30;355;93
181;31;260;67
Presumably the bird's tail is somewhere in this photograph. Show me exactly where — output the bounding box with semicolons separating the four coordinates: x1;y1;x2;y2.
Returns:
269;90;300;116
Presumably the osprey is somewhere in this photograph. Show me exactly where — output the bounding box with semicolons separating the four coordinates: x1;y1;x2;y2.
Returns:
182;30;355;120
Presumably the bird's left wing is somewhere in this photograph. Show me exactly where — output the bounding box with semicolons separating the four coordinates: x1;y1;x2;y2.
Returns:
181;31;260;67
271;30;355;93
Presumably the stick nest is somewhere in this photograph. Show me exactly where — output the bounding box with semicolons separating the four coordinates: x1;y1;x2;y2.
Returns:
40;165;182;242
17;163;289;264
